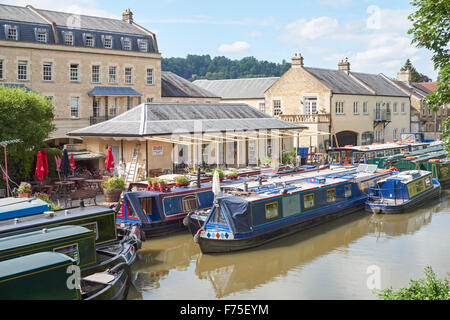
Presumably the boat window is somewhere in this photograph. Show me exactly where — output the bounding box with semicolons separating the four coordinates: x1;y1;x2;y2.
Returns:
54;244;80;264
366;152;375;161
425;177;431;187
304;194;315;209
385;149;394;156
140;198;152;216
265;202;279;219
345;185;352;198
182;195;198;212
392;148;401;155
210;207;227;225
326;189;336;202
400;147;409;153
127;200;138;218
415;179;425;193
375;150;385;158
282;194;301;217
353;152;365;164
329;152;340;164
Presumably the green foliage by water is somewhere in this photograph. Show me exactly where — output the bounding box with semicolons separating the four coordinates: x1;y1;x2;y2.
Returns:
162;54;291;81
0;87;55;188
375;266;449;300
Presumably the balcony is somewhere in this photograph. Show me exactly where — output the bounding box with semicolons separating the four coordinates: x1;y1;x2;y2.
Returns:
90;116;108;125
280;114;330;124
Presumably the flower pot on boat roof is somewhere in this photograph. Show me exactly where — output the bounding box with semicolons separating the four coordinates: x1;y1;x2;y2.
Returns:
17;182;32;198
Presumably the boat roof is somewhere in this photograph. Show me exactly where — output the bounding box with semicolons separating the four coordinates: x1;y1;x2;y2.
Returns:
331;142;429;152
0;225;92;252
379;170;431;184
222;165;383;202
410;151;448;163
0;197;51;221
379;146;444;162
0;205;114;234
0;252;73;279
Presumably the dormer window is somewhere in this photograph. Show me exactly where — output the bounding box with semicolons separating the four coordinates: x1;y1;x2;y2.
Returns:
85;34;95;47
138;39;148;52
103;36;112;49
123;38;132;50
6;26;18;40
37;30;47;43
64;33;73;46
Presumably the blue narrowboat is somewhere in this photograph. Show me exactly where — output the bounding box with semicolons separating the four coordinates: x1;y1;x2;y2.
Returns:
365;170;441;214
116;165;339;238
192;166;392;253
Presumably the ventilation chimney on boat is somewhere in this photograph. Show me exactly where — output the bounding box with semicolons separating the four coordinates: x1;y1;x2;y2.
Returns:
197;166;201;188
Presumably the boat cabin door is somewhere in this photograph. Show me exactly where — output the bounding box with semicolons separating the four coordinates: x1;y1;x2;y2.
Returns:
340;150;353;166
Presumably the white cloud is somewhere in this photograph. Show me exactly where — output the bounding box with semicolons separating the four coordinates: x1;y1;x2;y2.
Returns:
280;17;339;44
218;41;251;54
350;33;418;74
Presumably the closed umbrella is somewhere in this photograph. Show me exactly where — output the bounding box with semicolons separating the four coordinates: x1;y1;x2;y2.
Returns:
35;151;45;182
105;147;115;174
212;169;221;198
60;149;71;179
70;153;76;172
55;155;62;180
41;148;49;177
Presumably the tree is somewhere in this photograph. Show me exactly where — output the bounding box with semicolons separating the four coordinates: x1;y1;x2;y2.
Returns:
401;59;432;82
409;0;450;151
0;87;55;187
375;266;449;300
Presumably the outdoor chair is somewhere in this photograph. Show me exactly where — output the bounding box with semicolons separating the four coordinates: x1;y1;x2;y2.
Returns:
66;188;97;208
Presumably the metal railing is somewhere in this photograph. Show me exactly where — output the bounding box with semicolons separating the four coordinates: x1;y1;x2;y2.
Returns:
280;114;330;123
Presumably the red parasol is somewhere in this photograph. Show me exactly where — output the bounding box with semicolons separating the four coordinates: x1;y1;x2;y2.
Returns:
70;153;76;171
35;151;45;182
105;147;115;173
41;148;49;176
55;155;61;172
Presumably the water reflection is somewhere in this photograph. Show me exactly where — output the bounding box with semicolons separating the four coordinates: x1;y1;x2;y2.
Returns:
128;192;448;299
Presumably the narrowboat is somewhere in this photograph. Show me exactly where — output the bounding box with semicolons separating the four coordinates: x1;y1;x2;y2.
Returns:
192;165;392;253
0;251;129;300
0;225;134;278
365;170;441;214
328;141;432;167
116;165;333;238
0;202;141;272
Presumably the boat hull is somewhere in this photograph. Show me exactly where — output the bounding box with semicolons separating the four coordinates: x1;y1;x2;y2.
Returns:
141;216;187;238
365;184;441;214
198;202;365;254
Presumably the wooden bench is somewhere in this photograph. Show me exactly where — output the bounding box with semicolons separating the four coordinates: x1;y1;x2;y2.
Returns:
66;188;97;207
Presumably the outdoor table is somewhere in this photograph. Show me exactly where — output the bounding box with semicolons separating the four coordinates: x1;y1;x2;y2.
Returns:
84;179;104;193
68;177;86;188
32;184;52;194
54;181;75;197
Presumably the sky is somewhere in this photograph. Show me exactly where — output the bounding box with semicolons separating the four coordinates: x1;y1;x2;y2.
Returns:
1;0;438;80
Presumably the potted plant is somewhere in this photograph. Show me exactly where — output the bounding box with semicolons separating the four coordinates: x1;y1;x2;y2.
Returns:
260;156;272;167
175;176;190;188
17;182;32;198
101;176;124;202
157;179;170;192
226;171;238;180
147;177;159;191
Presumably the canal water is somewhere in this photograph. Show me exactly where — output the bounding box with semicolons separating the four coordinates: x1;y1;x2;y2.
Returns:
127;190;450;300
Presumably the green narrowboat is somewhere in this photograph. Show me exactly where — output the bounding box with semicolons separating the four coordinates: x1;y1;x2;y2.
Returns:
367;146;445;169
0;225;96;269
422;158;450;188
0;252;130;300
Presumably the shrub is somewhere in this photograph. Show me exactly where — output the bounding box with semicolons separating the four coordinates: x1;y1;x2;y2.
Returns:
101;176;125;190
375;266;449;300
17;182;32;194
175;176;190;184
34;192;62;211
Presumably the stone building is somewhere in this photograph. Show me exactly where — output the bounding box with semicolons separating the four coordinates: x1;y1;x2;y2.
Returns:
193;77;279;114
390;69;448;141
265;54;411;152
0;4;217;147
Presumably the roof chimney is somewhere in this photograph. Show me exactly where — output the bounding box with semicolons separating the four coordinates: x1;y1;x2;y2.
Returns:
291;53;304;68
338;58;350;72
122;8;133;23
397;68;411;84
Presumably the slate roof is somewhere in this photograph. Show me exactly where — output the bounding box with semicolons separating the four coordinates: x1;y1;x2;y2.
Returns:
88;87;142;96
161;72;219;98
351;72;408;97
392;81;433;99
68;103;306;137
0;4;47;24
193;77;279;99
